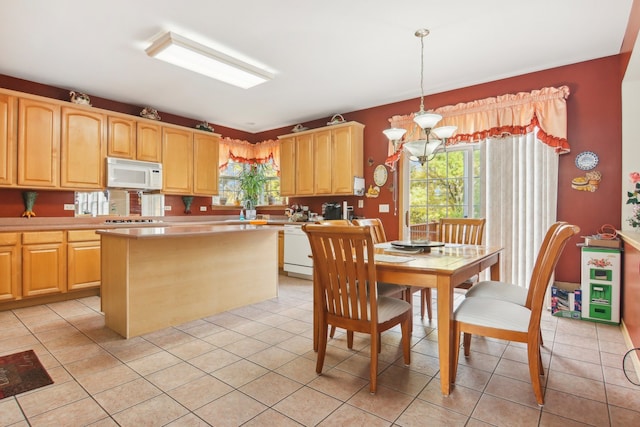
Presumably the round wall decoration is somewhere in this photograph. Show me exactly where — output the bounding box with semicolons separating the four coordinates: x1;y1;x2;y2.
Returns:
575;151;599;171
373;164;388;186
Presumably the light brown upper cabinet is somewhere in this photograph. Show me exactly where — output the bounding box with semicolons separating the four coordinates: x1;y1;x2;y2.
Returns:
193;132;220;196
0;93;17;186
295;132;315;195
278;121;364;196
61;107;106;189
162;126;193;195
331;123;363;194
17;98;60;188
279;136;295;196
137;121;162;163
313;129;332;194
107;115;137;159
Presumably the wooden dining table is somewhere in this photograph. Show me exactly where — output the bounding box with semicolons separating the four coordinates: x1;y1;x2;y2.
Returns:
312;242;502;396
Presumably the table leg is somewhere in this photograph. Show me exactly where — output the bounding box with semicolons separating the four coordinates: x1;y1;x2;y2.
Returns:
437;275;453;395
490;253;501;280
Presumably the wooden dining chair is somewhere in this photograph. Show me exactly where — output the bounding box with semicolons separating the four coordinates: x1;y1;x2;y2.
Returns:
451;223;579;405
352;218;387;244
315;219;353;226
464;221;567;306
352;218;408;299
420;218;486;320
302;224;411;393
319;218;406;338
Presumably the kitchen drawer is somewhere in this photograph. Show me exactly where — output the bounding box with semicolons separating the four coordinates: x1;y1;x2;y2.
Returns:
0;233;19;245
67;229;99;242
22;231;64;245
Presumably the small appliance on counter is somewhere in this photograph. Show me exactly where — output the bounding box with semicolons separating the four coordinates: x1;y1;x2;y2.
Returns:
322;202;342;220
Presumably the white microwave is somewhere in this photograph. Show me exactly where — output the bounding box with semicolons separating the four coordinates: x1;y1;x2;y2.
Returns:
106;157;163;190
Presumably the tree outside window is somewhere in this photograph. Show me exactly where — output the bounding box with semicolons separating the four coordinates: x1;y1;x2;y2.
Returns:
408;145;480;227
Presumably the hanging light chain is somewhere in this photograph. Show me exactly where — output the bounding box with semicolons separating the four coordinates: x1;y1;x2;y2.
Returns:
416;28;429;115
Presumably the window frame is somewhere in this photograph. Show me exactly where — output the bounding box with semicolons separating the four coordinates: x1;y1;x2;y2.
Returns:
401;144;481;238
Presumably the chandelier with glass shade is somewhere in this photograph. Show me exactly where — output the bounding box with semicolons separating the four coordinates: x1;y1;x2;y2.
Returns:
383;29;456;165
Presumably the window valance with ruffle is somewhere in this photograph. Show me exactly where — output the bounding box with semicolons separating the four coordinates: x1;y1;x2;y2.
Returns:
385;85;571;166
219;138;281;171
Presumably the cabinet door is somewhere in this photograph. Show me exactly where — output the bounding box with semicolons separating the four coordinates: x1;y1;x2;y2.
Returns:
332;124;364;194
0;233;20;301
162;127;193;194
68;241;100;290
107;116;136;159
61;107;106;189
295;133;314;195
22;231;66;297
314;129;332;194
0;93;17;186
279;137;296;196
17;98;60;188
193;132;219;195
137;121;162;162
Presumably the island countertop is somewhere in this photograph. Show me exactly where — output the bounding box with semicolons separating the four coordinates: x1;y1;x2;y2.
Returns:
95;223;282;239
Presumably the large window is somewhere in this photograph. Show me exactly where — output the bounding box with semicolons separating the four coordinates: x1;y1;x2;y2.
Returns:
406;145;480;227
218;159;281;205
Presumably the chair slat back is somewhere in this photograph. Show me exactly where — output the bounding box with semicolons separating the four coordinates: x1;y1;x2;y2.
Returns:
526;223;579;331
439;218;486;245
303;224;378;328
352;218;387;244
524;221;566;306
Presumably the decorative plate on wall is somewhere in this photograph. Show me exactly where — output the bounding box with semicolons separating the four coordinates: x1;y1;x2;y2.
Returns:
575;151;599;171
373;164;388;186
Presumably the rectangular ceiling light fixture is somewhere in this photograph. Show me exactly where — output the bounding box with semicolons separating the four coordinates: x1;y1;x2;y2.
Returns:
146;32;274;89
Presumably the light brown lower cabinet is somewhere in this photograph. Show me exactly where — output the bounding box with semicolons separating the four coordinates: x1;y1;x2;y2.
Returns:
22;231;66;297
67;230;101;291
0;233;20;301
0;229;102;306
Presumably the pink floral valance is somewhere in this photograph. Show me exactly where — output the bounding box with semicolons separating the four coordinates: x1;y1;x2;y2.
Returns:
386;85;571;165
219;138;280;171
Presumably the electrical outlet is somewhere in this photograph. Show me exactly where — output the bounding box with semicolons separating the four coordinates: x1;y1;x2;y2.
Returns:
379;204;389;213
358;200;364;208
199;206;207;212
164;205;172;211
63;204;75;211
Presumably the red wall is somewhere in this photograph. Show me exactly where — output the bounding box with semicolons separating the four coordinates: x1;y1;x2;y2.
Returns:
1;55;624;282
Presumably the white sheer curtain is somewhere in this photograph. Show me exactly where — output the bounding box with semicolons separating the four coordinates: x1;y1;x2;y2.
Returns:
480;130;559;286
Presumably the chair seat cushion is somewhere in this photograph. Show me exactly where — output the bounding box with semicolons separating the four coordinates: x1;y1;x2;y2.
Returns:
464;280;528;305
377;296;411;323
454;297;531;332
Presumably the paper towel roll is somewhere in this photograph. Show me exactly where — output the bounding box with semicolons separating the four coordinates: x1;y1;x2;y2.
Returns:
343;201;348;220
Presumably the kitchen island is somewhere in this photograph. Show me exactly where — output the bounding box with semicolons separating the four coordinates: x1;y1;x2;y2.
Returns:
97;224;280;338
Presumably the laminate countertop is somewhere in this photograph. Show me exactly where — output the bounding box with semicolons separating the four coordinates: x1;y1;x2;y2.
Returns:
96;223;281;240
0;216;293;232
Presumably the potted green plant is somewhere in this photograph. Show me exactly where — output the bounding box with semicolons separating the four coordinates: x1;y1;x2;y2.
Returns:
239;164;267;216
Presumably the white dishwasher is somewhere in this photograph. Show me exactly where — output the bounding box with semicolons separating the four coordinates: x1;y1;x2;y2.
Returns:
283;224;313;279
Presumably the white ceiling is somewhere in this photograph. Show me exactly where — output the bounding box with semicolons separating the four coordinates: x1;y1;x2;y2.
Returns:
0;0;634;133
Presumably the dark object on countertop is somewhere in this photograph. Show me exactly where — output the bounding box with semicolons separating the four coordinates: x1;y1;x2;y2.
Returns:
323;202;342;220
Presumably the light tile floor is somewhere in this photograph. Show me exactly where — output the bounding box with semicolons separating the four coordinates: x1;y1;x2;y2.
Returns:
1;274;639;426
